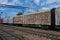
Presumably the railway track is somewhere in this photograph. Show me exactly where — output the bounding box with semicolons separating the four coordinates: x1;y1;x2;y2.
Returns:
0;36;4;40
0;24;60;40
8;28;60;40
0;33;11;40
0;25;24;40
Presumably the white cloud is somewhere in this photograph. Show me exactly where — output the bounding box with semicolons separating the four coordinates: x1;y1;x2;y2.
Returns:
41;0;60;9
48;4;60;8
46;0;60;5
0;0;22;11
0;0;22;5
41;4;60;10
34;0;40;5
41;3;45;6
0;0;8;4
0;0;60;11
15;0;24;5
0;7;7;11
0;0;8;11
25;0;33;5
7;0;19;5
41;7;49;10
56;0;60;4
28;9;34;12
46;0;56;4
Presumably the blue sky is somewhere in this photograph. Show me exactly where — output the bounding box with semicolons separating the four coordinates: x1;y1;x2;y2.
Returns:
0;0;60;18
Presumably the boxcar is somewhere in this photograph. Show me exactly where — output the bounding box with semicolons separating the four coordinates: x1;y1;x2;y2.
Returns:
23;14;36;27
8;17;13;25
13;7;60;30
34;9;51;29
54;7;60;30
14;15;23;26
3;18;9;24
22;9;51;28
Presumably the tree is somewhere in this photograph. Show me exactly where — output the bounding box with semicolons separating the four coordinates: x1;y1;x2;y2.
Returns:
17;12;23;15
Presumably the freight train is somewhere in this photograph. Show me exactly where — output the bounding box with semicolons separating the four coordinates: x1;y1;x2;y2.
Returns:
1;7;60;30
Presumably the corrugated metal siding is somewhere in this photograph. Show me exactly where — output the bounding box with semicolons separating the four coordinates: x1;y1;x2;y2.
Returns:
3;18;9;23
14;15;23;24
14;9;51;25
24;14;36;24
55;7;60;25
8;17;13;24
23;10;51;25
34;11;51;25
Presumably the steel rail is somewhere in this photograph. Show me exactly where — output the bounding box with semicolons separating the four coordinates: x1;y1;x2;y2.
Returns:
0;29;24;40
0;24;60;40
